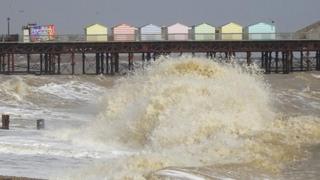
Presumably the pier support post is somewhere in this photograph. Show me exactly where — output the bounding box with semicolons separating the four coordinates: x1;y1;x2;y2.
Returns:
110;53;115;75
261;52;265;68
300;51;304;71
40;53;43;74
115;53;119;73
7;53;10;73
44;53;48;74
11;54;14;72
71;52;75;75
82;53;86;74
289;51;293;72
246;51;251;66
0;54;2;73
106;53;109;74
316;51;320;71
100;53;104;74
1;114;9;130
96;53;100;74
128;53;134;70
146;52;151;61
275;51;279;73
27;54;30;73
57;54;61;74
306;51;310;71
2;54;5;72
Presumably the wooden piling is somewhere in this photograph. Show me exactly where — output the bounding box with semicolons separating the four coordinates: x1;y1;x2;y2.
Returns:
11;54;14;72
36;119;45;130
275;51;279;73
40;53;43;74
57;54;61;74
1;114;9;130
82;53;86;74
246;51;251;66
316;51;320;71
44;53;48;74
100;53;104;74
71;52;75;75
300;51;304;71
0;54;2;73
27;53;30;73
106;53;109;74
115;53;120;73
96;53;100;74
1;54;5;72
128;53;134;70
306;51;310;71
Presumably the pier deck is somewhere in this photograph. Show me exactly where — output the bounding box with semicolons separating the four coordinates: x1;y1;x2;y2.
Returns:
0;40;319;75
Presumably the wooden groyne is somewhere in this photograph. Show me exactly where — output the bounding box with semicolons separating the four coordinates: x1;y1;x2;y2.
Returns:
0;40;319;75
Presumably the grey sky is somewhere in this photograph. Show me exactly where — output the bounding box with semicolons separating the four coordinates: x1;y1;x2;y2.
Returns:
0;0;319;34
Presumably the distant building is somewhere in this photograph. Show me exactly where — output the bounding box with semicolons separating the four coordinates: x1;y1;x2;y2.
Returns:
85;23;108;42
245;22;276;40
218;22;243;40
296;21;320;40
112;24;137;41
167;23;190;41
140;24;162;41
193;23;215;41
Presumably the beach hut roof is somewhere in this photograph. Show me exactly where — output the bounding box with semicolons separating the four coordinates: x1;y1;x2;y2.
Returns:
246;22;275;28
140;23;161;28
193;22;215;28
219;22;242;28
296;20;320;33
167;22;189;28
112;23;137;30
84;23;107;29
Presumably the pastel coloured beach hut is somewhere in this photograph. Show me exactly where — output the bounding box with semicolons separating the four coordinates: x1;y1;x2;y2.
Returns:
167;23;190;41
112;24;137;41
245;22;276;40
193;23;215;41
218;22;243;40
85;23;108;42
140;24;162;41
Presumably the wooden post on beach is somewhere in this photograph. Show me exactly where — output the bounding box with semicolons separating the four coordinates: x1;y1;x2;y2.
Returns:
275;51;279;73
36;119;45;130
1;115;9;130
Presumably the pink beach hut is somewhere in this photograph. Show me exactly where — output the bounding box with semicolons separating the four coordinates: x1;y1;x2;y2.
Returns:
167;23;190;41
112;23;137;41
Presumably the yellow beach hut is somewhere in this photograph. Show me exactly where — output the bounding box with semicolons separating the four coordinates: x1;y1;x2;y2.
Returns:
218;22;243;40
85;23;108;42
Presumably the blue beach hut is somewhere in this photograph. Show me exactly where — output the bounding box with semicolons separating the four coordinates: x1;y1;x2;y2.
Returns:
140;24;162;41
245;22;276;40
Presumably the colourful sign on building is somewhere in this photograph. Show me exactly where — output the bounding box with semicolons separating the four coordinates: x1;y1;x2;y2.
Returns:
30;25;56;42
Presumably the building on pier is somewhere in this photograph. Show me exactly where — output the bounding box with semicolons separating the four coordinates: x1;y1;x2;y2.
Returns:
193;23;215;41
140;24;162;41
112;23;137;41
244;22;276;40
218;22;243;40
85;23;108;42
296;21;320;40
167;23;190;41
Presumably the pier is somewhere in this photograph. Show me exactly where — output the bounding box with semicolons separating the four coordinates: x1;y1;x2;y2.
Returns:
0;39;320;75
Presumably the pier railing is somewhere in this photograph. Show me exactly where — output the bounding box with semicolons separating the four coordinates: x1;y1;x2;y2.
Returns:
1;33;320;43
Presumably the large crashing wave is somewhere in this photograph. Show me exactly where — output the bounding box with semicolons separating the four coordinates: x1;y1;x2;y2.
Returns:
64;57;320;179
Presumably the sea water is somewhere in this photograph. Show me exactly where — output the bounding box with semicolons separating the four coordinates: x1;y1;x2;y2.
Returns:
0;57;319;179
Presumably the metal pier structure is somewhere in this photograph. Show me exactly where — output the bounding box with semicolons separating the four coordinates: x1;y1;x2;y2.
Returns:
0;40;320;75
